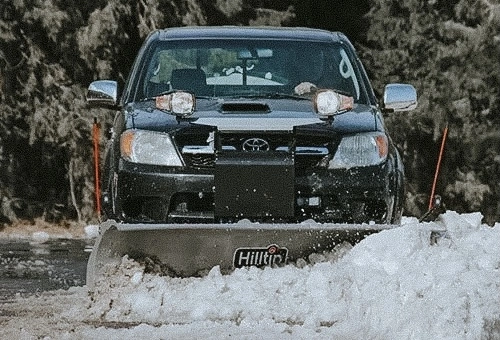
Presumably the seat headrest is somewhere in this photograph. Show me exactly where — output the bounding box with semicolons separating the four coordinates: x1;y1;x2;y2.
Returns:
171;68;207;94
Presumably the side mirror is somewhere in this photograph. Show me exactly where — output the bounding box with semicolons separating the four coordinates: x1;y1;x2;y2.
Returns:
86;80;118;107
383;83;417;112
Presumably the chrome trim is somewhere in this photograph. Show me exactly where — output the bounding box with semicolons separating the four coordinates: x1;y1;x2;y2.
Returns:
182;145;236;154
193;117;322;131
277;146;329;155
242;138;270;151
86;80;118;106
383;83;417;111
183;145;329;155
182;145;214;154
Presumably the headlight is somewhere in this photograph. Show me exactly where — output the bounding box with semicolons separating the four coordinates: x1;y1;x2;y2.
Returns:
120;129;183;166
329;133;388;169
155;91;195;117
314;90;353;117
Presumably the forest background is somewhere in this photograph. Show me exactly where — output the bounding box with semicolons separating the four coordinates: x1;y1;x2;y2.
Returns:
0;0;498;226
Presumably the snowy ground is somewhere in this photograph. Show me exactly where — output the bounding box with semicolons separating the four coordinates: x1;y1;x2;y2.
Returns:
0;211;499;339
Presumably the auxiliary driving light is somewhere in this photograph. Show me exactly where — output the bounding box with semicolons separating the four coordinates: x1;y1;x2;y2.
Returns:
314;90;353;116
156;91;195;116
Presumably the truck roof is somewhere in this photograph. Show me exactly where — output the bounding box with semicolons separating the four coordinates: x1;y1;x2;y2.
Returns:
156;26;345;43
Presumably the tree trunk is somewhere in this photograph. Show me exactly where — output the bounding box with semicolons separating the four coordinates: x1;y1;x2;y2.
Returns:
68;159;82;223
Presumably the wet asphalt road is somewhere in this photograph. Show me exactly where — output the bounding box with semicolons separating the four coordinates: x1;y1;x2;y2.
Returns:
0;239;92;301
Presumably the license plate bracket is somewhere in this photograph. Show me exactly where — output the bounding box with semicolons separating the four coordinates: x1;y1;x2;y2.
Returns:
214;151;294;219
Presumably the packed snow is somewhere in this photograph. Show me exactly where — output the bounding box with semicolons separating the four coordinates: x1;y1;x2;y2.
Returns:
0;211;499;339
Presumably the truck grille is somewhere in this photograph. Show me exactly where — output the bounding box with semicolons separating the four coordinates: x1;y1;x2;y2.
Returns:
178;132;335;170
186;153;215;168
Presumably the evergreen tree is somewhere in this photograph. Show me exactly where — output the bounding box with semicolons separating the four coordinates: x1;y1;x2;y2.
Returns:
362;0;500;223
0;0;296;224
0;0;498;224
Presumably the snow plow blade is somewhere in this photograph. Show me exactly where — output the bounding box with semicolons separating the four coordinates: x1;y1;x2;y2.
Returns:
87;220;400;291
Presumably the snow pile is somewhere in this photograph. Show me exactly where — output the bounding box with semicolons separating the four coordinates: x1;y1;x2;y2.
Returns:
78;211;500;339
84;224;100;239
30;231;50;243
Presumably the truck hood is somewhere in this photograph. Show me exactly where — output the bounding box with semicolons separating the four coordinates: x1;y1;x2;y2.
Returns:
124;98;384;134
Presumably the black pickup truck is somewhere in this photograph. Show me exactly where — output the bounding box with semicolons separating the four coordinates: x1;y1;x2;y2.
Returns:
87;26;417;225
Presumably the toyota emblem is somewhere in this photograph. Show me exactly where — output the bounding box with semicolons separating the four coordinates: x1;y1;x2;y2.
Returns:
242;137;270;151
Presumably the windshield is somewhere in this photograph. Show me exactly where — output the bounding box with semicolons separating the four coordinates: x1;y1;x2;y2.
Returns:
135;39;366;102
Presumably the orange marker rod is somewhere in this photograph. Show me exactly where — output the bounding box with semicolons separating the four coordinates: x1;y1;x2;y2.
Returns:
429;124;448;210
92;118;101;218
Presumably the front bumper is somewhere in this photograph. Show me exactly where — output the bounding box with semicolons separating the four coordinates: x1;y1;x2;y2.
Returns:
110;157;399;224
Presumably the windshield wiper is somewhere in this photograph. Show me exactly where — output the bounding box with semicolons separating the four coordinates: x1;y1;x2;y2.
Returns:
139;94;214;102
